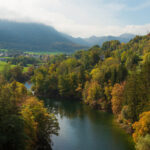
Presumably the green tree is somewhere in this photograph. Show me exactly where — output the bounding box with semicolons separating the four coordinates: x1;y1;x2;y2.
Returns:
135;134;150;150
21;97;59;149
0;82;28;150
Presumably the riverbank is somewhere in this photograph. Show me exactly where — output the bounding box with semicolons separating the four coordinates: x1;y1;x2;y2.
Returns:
46;99;135;150
25;82;135;150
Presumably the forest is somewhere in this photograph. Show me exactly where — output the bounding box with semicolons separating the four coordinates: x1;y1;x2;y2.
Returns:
0;34;150;150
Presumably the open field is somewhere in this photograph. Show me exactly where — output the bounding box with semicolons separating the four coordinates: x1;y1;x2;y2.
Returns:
25;51;63;55
0;61;16;72
0;61;30;72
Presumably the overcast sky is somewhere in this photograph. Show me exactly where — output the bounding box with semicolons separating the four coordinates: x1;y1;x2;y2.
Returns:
0;0;150;37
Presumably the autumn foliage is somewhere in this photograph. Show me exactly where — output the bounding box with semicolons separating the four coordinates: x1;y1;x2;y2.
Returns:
0;81;59;150
111;82;125;115
132;111;150;142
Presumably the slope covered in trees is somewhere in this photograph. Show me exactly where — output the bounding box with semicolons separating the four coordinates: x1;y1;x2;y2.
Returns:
0;20;86;52
0;20;134;53
31;34;150;150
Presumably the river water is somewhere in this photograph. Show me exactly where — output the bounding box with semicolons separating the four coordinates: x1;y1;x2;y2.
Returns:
25;83;135;150
47;99;135;150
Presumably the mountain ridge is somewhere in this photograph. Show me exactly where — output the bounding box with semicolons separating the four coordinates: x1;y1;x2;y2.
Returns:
0;20;135;52
0;20;86;52
62;32;135;47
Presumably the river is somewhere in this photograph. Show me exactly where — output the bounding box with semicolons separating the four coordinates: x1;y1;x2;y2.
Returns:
25;83;135;150
47;99;135;150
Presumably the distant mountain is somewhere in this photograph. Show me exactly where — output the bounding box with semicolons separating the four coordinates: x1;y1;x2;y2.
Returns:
61;33;89;46
0;20;135;52
0;20;86;52
65;33;135;46
83;34;135;46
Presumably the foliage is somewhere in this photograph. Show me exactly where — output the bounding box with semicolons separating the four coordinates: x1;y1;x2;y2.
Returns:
0;80;59;150
102;40;121;51
0;81;28;150
132;111;150;142
2;64;29;82
123;63;150;122
8;56;40;66
82;81;104;108
111;82;125;115
30;34;150;149
104;81;113;102
135;134;150;150
21;97;59;149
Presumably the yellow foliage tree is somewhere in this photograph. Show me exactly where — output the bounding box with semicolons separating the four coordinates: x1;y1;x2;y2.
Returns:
104;81;113;101
21;97;59;149
111;82;125;115
132;111;150;142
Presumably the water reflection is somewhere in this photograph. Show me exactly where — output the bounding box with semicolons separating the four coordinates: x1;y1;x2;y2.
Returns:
25;82;135;150
45;99;135;150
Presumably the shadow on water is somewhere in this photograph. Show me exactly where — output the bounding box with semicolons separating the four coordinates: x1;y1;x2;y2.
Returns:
24;82;135;150
45;99;135;150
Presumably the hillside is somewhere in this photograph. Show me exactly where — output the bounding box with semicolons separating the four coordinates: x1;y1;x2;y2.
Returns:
83;33;135;46
64;33;135;46
0;20;136;53
0;20;86;52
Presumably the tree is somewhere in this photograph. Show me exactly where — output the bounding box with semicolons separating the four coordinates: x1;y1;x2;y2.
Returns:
0;82;27;150
2;64;11;81
132;111;150;142
111;82;125;115
104;81;113;102
102;40;120;51
2;65;25;82
0;115;27;150
10;65;25;82
135;134;150;150
142;52;150;64
0;80;59;150
124;66;150;122
123;73;143;122
31;66;50;98
83;81;104;107
58;72;80;99
21;97;59;149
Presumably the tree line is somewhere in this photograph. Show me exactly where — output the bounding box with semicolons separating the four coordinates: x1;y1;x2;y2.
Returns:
31;34;150;150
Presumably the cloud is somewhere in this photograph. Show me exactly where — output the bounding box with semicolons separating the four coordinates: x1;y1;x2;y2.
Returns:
0;0;149;37
63;24;150;37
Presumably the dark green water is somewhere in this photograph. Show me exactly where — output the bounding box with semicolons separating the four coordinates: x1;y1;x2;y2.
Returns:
25;83;135;150
46;99;135;150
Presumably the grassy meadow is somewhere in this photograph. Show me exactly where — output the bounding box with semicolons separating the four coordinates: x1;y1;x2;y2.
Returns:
0;61;30;72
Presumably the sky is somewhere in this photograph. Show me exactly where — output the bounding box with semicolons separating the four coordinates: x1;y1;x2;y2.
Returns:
0;0;150;37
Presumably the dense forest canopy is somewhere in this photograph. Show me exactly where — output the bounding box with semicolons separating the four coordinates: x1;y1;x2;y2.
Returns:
0;34;150;150
31;34;150;150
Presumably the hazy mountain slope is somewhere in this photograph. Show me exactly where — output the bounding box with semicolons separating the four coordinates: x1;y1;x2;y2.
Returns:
0;20;135;52
61;33;89;46
63;32;135;47
0;20;86;52
83;33;135;46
